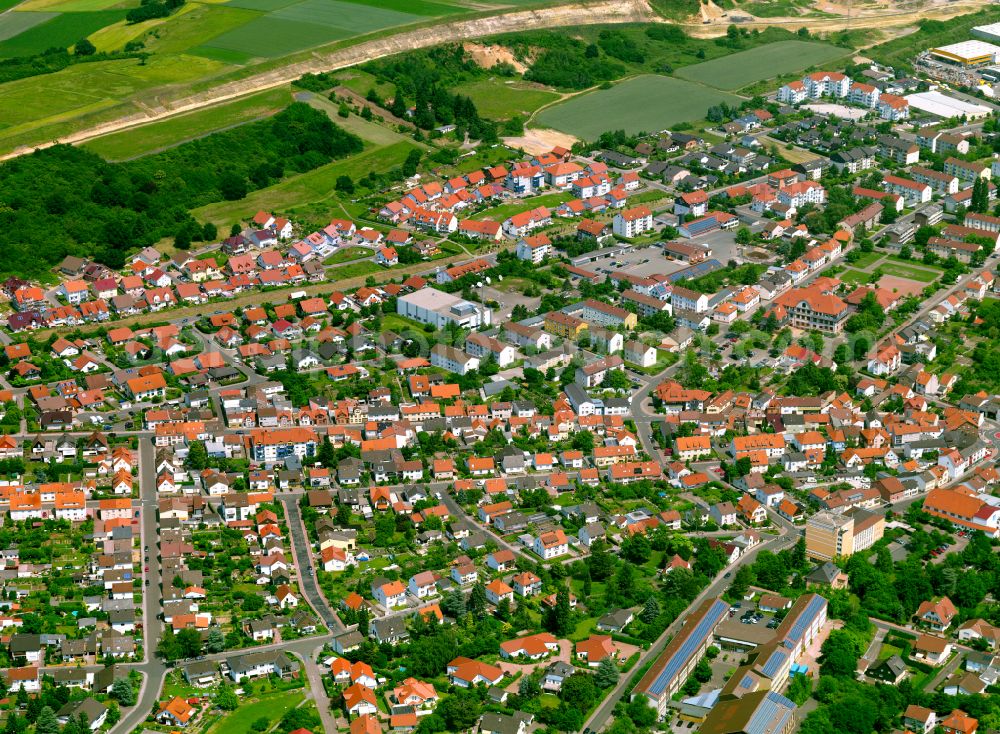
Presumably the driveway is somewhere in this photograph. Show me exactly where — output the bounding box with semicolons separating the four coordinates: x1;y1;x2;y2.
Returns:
499;639;572;690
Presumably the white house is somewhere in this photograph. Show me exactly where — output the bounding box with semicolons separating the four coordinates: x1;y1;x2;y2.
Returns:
533;529;569;560
613;206;654;238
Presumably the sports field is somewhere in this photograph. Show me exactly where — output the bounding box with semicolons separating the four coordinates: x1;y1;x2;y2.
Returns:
674;40;849;91
452;79;560;119
837;269;869;285
879;261;939;283
83;86;292;160
534;75;741;139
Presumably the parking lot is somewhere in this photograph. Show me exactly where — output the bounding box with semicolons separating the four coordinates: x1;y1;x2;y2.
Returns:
590;245;690;279
930;534;967;564
481;283;540;322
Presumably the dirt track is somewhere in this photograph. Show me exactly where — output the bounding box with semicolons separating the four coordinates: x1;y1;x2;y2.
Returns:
680;0;992;37
0;0;654;161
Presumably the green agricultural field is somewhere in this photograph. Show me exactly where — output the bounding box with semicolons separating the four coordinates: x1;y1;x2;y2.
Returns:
198;0;460;59
122;3;262;55
674;40;849;91
452;78;560;119
0;9;127;57
83;86;292;160
0;11;56;42
270;0;415;33
878;262;939;283
0;54;227;147
17;0;119;9
535;75;741;139
0;0;531;154
343;0;462;13
198;16;351;58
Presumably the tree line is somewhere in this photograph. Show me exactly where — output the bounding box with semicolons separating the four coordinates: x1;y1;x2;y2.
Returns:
0;103;362;278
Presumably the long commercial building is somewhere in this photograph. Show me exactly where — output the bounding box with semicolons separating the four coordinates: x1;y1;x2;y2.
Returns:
923;488;1000;537
698;593;827;732
396;287;492;329
633;597;729;718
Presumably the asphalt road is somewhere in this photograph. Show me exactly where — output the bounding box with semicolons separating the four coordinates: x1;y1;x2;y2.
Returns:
581;361;799;732
112;437;167;734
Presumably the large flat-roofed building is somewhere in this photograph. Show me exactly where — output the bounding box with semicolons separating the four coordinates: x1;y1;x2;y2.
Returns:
633;597;729;719
905;91;993;120
974;21;1000;43
397;287;491;329
929;40;1000;66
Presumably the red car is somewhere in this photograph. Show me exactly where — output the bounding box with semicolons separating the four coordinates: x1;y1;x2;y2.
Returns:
144;565;149;571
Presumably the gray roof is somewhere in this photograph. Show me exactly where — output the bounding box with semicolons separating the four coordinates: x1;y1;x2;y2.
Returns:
57;698;107;725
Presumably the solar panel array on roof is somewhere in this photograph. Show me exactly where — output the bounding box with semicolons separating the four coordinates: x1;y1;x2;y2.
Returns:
745;691;796;734
760;648;790;678
781;594;826;647
667;259;724;282
639;597;729;697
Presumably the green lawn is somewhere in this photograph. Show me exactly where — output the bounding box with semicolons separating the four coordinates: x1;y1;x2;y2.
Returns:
334;68;393;98
886;255;943;272
674;40;850;91
205;691;304;734
878;262;939;283
302;92;409;145
838;268;869;285
474;191;574;222
569;616;599;642
192;140;418;228
327;260;381;281
847;251;884;269
452;78;560;120
84;86;292;160
380;313;426;334
324;246;373;264
535;75;742;139
877;643;903;662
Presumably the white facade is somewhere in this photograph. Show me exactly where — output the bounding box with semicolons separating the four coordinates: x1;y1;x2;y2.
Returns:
613;208;654;238
397;288;491;329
